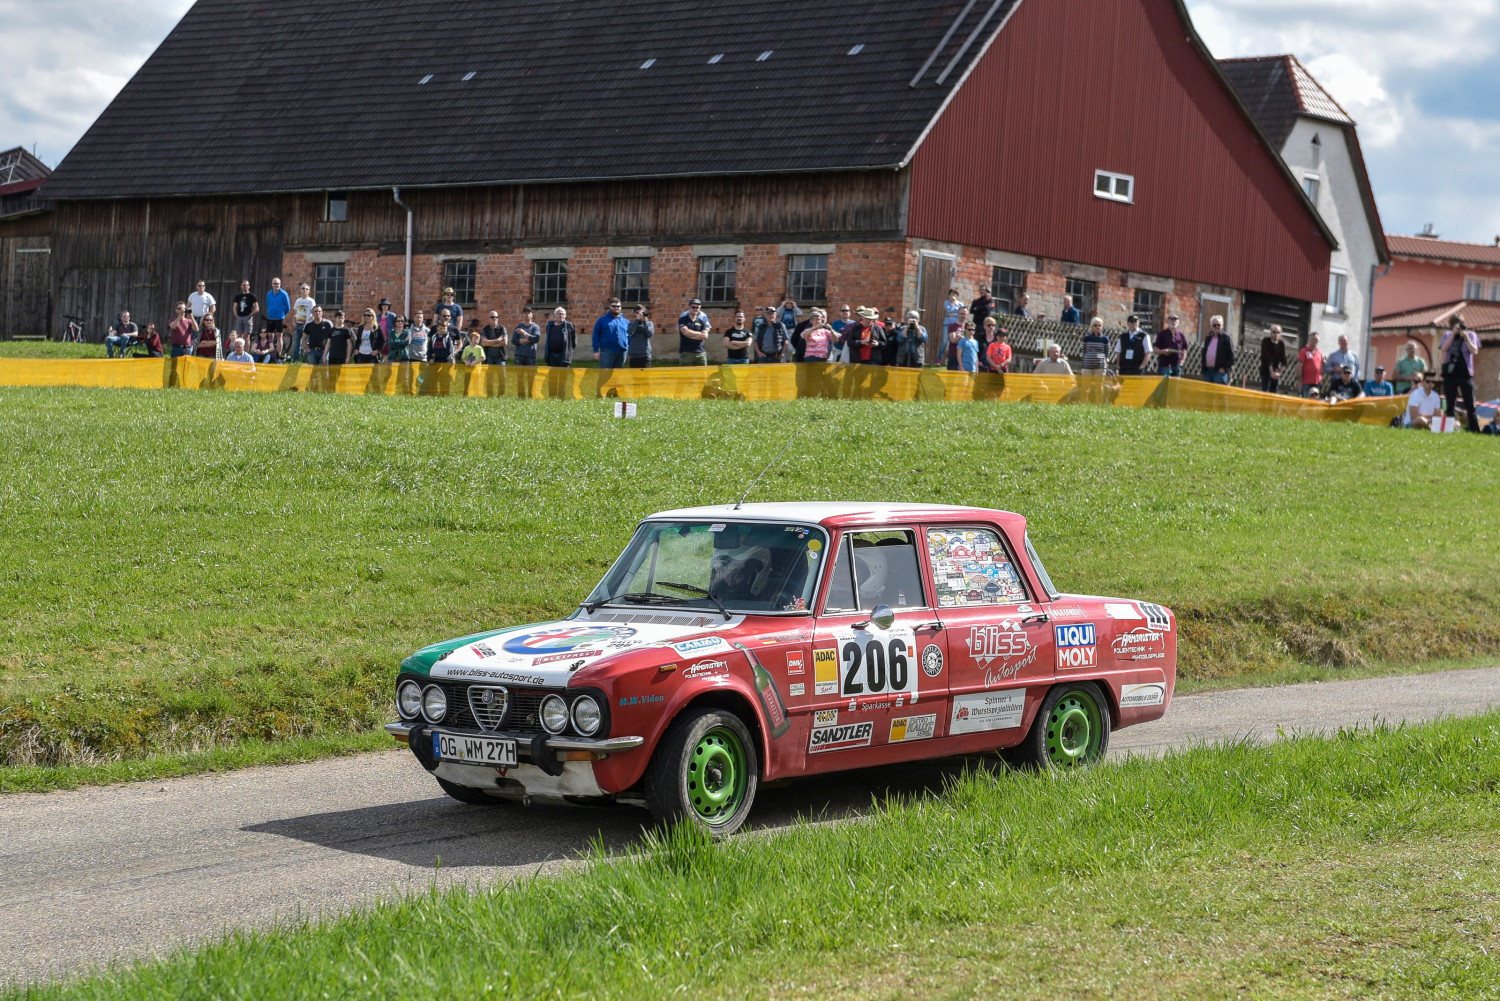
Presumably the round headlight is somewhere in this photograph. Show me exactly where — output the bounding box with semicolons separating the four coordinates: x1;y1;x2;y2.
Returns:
421;684;448;723
571;695;602;736
397;681;422;719
540;694;570;734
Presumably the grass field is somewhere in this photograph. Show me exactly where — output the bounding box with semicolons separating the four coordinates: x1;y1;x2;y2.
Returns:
12;714;1499;1000
0;386;1496;791
0;342;104;359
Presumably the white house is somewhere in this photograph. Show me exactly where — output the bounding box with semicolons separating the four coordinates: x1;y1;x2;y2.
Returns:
1220;55;1390;377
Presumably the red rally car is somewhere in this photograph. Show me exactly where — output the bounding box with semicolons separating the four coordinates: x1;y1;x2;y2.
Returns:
388;503;1176;835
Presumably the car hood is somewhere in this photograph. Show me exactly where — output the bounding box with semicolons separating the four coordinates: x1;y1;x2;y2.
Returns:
401;612;745;688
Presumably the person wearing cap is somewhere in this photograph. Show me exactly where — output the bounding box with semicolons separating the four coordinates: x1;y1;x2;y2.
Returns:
1153;314;1187;377
985;325;1012;373
375;298;398;346
753;306;788;363
1363;365;1394;397
512;307;540;366
895;309;928;368
1325;365;1363;402
845;306;882;364
434;287;463;332
591;297;630;370
1258;324;1289;394
1115;314;1153;376
677;299;711;365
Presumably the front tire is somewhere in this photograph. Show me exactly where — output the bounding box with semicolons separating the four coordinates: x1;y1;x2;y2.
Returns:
644;708;759;836
436;776;505;806
1008;683;1111;769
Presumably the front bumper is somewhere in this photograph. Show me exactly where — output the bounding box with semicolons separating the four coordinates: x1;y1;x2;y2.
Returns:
385;721;643;755
388;721;645;803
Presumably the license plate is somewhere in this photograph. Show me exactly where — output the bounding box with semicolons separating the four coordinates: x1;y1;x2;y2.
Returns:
433;732;518;766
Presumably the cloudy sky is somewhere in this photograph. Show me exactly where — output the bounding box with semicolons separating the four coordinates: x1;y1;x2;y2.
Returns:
1;0;1497;245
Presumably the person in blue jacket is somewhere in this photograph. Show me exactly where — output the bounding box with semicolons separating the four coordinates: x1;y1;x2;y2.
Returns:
591;298;631;370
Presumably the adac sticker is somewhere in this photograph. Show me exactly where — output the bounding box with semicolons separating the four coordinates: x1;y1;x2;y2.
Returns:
502;625;636;655
889;713;937;743
813;647;839;696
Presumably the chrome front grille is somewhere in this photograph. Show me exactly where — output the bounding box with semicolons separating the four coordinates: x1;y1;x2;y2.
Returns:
466;686;510;732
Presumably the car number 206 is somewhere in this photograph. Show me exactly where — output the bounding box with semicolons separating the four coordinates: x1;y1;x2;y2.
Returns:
840;636;915;698
434;732;518;766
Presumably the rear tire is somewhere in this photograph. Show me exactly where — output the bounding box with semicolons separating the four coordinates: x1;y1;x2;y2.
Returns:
436;776;505;806
644;708;759;836
1008;683;1111;769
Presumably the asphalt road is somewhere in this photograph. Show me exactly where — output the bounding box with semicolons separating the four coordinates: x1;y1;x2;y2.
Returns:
4;666;1499;987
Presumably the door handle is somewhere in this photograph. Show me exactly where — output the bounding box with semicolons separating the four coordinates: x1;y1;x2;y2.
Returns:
914;621;944;631
1021;613;1050;626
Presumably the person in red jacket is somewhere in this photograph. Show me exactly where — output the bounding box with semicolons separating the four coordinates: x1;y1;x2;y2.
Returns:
1298;332;1325;397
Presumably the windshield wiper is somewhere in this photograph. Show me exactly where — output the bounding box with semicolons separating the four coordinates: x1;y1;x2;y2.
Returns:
582;591;679;613
655;581;732;622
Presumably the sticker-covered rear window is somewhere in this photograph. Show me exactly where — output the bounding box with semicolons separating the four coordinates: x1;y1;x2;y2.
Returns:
927;528;1027;607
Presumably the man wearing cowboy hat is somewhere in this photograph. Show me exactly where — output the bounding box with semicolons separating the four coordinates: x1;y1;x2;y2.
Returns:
374;298;398;348
845;306;883;364
434;287;463;332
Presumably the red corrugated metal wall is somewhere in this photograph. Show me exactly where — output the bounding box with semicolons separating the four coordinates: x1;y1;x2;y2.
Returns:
907;0;1332;302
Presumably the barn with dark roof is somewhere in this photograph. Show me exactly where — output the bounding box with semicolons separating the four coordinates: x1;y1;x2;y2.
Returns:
13;0;1338;359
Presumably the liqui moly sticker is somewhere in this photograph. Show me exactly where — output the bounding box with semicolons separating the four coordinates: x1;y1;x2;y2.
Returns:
1054;623;1097;670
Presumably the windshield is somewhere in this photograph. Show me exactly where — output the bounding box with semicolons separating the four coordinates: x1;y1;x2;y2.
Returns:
586;521;827;614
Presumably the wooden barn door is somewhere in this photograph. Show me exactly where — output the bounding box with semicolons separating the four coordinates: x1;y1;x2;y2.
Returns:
58;267;151;341
915;252;955;365
0;238;51;339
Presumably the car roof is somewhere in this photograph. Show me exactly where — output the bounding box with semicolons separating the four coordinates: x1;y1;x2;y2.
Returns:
645;502;1028;532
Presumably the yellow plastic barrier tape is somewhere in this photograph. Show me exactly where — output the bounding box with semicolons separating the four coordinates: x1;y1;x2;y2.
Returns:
0;358;1407;426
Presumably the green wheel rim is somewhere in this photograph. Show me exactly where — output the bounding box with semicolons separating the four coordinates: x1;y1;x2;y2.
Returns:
687;726;748;825
1043;691;1102;767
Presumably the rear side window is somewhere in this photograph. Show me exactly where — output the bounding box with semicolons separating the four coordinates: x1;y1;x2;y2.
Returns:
927;527;1028;607
1025;534;1060;599
823;530;926;611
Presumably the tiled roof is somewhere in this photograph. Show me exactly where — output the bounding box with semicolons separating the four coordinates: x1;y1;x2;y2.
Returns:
1372;300;1500;332
1387;235;1500;267
1218;55;1353;150
43;0;1020;200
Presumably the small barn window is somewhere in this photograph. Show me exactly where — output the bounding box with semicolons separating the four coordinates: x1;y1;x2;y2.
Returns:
1065;278;1097;322
314;264;345;310
786;254;827;304
614;257;652;303
698;256;738;304
1093;170;1133;204
532;260;569;306
1302;174;1320;202
991;267;1026;314
1131;289;1164;334
324;191;348;222
443;260;477;309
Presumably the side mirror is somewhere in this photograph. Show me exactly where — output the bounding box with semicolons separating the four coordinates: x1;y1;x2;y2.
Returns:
855;604;896;630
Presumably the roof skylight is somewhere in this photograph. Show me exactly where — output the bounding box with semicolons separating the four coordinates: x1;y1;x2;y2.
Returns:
640;58;656;69
847;44;864;55
419;74;433;84
756;50;773;61
708;53;723;64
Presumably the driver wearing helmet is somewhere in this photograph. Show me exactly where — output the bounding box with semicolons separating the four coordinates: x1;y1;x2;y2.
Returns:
710;546;773;603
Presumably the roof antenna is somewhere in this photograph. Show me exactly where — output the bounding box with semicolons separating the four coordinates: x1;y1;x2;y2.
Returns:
734;416;824;510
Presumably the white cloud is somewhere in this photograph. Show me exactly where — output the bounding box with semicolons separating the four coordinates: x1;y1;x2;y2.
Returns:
0;0;191;165
1187;0;1500;241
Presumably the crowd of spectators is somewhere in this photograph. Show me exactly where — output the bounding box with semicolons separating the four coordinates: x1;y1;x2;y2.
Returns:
92;276;1488;431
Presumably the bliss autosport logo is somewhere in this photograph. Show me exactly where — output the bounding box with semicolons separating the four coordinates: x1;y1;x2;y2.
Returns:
1112;627;1167;661
967;623;1037;686
1054;623;1097;670
501;625;636;655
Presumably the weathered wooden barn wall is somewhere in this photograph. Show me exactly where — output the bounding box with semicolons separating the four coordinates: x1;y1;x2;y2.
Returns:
0;212;54;339
34;170;905;337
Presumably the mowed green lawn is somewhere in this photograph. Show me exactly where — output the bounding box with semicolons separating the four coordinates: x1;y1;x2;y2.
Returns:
14;714;1500;1000
0;387;1495;789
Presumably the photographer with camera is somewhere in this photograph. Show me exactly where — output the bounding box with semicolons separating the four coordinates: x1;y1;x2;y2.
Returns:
895;310;927;368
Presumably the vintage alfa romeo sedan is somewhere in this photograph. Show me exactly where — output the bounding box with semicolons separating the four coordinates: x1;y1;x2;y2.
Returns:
388;503;1176;834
